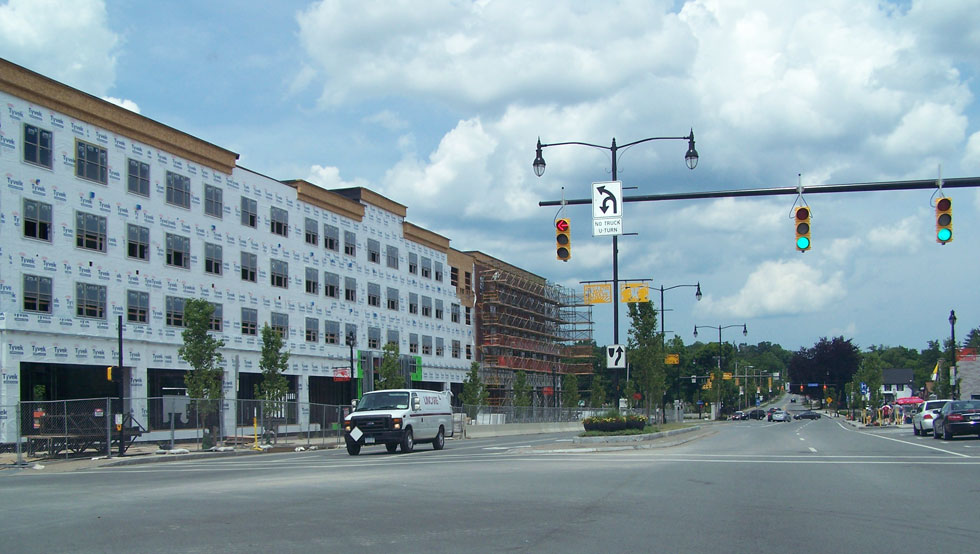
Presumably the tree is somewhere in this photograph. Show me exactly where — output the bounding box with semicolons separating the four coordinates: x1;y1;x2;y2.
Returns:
256;322;290;416
789;337;860;401
851;351;884;416
561;372;580;409
460;361;489;418
589;373;606;408
178;299;225;449
626;302;665;419
513;370;532;407
376;341;405;390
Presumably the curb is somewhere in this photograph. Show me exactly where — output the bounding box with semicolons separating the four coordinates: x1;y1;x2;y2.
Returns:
572;425;702;444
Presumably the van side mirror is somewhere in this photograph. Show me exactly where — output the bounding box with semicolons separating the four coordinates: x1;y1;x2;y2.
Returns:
412;396;421;411
351;399;358;411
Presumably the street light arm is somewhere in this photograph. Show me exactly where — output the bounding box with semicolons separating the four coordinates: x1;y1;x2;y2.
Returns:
617;135;695;150
538;140;615;151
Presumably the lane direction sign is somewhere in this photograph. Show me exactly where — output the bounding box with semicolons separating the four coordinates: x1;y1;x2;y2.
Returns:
592;181;623;237
606;344;626;369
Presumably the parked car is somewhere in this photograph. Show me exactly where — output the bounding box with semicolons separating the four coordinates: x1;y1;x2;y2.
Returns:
771;410;791;422
794;410;821;420
732;411;746;420
766;407;778;421
932;400;980;440
912;399;950;436
748;409;766;420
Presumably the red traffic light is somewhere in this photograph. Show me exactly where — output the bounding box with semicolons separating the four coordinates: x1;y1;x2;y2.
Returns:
555;219;569;232
795;207;810;220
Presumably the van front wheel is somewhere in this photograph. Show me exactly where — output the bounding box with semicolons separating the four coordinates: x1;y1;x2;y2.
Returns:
400;429;414;453
346;442;361;456
433;427;445;450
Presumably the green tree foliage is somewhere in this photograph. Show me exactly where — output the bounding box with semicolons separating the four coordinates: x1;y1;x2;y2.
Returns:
178;299;225;449
461;361;489;410
376;341;405;390
513;370;532;407
966;327;980;350
256;322;290;408
851;351;884;410
561;372;580;408
179;299;225;402
789;336;860;397
626;302;665;417
589;373;606;408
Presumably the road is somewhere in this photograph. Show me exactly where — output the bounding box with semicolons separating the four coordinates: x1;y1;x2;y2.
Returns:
3;419;979;553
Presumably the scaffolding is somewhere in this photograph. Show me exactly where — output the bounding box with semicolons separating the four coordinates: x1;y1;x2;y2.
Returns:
472;256;593;404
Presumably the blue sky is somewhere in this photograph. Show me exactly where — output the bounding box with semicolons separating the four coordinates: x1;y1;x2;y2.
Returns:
3;0;979;353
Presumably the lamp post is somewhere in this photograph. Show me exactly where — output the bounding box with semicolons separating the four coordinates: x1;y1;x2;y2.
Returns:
694;323;747;419
534;131;698;397
659;282;702;351
347;332;357;402
949;310;957;400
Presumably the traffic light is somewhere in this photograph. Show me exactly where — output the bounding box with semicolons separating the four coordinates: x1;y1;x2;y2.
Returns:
106;366;113;381
936;197;952;244
794;207;811;252
555;218;571;261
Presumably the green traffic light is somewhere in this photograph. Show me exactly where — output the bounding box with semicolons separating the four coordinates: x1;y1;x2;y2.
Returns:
937;228;952;242
796;236;810;250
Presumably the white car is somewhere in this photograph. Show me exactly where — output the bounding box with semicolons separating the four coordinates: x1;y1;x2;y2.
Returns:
771;410;791;422
912;399;951;436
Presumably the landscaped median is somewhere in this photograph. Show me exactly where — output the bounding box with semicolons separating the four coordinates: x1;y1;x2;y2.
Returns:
573;422;702;445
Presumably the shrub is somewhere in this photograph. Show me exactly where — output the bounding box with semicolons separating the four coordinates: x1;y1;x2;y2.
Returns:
583;411;648;432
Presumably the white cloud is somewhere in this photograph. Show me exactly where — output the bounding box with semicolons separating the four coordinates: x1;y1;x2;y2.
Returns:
866;215;923;254
306;165;370;190
0;0;119;96
364;110;408;131
702;258;846;318
101;96;140;113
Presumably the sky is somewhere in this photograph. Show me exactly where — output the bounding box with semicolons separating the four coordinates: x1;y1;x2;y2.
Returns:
2;0;979;354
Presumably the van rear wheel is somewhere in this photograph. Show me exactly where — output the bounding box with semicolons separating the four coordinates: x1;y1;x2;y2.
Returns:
400;429;414;453
433;427;445;450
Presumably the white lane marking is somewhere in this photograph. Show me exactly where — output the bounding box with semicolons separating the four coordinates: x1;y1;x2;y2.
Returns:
799;437;805;441
836;420;971;458
808;447;817;453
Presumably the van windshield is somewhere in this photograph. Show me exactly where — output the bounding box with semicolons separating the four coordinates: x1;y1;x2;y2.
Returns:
356;392;410;411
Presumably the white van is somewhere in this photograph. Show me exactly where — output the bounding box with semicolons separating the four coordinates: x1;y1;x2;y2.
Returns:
343;389;454;455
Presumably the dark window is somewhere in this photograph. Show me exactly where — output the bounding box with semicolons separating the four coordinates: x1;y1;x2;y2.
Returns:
166;171;191;208
410;333;419;354
127;290;149;323
409;253;418;275
345;277;356;302
23;199;52;242
23;274;52;313
325;320;340;344
165;233;190;269
306;317;319;342
270;206;288;237
386;245;399;269
205;185;223;218
324;272;340;298
409;293;418;315
77;282;107;319
241;197;257;227
305;267;319;294
75;211;107;252
367;282;381;307
344;231;356;257
75;140;108;184
209;303;223;332
241;252;257;282
434;261;443;282
205;243;223;275
387;287;399;311
305;218;318;245
421;257;431;279
23;124;52;168
242;307;257;335
128;159;150;196
368;239;381;264
324;224;339;251
271;312;288;338
451;266;459;287
165;296;185;327
271;259;289;288
127;224;150;260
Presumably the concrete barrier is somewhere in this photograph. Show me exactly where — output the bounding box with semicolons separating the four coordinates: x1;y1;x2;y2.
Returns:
461;421;584;439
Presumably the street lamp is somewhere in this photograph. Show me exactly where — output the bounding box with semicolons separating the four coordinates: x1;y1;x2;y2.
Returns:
347;331;357;402
694;323;747;419
658;282;702;351
534;130;698;396
949;309;957;400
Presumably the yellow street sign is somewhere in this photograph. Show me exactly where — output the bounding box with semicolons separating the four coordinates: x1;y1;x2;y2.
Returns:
584;283;613;304
723;372;732;380
665;353;680;365
620;282;649;303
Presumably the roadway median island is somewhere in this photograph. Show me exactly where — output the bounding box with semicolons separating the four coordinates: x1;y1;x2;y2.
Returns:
462;421;585;439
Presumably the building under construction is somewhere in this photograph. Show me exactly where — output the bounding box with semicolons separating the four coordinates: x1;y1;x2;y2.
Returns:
465;252;593;405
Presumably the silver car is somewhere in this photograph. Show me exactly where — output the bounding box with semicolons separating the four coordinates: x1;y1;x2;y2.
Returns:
771;410;791;422
912;400;951;435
